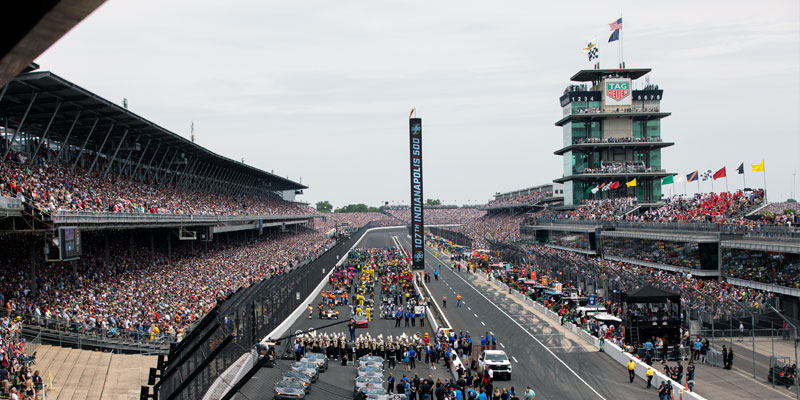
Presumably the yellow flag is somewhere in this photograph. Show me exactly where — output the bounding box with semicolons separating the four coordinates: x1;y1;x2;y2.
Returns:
751;160;764;172
626;178;637;187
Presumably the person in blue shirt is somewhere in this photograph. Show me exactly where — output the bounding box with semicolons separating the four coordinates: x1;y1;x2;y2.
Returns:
408;348;417;369
480;337;487;347
387;373;396;394
454;388;463;400
434;270;439;280
476;388;488;400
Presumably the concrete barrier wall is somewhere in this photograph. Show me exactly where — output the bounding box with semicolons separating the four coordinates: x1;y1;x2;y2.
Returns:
501;283;706;400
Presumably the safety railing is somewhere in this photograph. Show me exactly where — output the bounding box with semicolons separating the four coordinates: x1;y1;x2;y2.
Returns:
0;196;23;210
47;211;316;224
524;218;800;238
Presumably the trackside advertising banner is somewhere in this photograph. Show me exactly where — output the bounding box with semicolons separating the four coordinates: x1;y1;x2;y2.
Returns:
409;118;425;269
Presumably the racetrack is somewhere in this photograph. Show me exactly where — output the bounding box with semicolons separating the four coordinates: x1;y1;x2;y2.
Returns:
385;227;658;400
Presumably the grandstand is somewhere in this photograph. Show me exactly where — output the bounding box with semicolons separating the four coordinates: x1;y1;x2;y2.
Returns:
0;65;344;399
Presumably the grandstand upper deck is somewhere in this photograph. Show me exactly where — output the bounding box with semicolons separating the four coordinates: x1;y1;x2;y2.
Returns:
0;68;313;230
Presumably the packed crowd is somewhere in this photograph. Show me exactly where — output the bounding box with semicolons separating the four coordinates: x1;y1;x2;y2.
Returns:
0;153;308;216
573;137;663;144
453;212;527;249
1;231;332;342
558;197;637;221
386;208;485;225
576;161;651;174
521;245;775;320
0;314;41;399
724;248;800;289
542;189;770;225
639;190;766;224
486;190;551;207
313;212;400;232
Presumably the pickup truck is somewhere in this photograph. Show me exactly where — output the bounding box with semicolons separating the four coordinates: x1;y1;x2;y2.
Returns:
477;350;512;380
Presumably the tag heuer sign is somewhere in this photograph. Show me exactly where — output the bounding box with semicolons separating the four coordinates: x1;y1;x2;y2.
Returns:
604;78;632;106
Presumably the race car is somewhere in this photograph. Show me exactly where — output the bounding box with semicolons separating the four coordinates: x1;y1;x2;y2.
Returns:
353;315;369;328
322;308;340;319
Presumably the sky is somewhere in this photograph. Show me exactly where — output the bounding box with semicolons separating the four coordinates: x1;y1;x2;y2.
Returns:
35;0;800;207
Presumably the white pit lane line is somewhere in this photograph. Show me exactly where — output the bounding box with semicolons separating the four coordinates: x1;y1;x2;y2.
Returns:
423;245;608;400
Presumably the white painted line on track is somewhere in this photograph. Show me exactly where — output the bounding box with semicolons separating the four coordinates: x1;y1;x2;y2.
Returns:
511;356;518;363
481;321;486;326
499;343;505;349
467;307;471;311
474;313;478;318
423;246;608;400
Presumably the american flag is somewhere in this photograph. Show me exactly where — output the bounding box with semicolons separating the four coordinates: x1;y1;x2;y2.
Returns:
609;18;622;31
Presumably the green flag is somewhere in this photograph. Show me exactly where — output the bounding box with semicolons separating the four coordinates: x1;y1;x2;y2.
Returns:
585;185;595;194
662;175;674;185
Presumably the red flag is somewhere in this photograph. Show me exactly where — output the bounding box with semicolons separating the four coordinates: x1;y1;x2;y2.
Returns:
713;167;726;180
608;181;620;189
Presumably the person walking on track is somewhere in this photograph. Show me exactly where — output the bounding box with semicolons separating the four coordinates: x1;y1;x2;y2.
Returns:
627;359;636;383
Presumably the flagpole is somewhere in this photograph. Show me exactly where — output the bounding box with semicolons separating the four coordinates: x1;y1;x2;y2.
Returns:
710;177;714;193
763;160;768;202
725;175;729;193
620;13;624;67
742;168;747;190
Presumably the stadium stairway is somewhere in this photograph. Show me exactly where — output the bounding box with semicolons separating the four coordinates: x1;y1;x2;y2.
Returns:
25;344;155;400
745;201;771;217
22;325;169;355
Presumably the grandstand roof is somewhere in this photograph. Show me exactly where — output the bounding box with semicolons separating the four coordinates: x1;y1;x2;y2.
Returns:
494;184;552;198
622;285;680;303
0;1;106;87
570;68;651;82
1;70;306;191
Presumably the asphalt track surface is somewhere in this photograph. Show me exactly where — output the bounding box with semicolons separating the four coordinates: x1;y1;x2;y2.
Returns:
387;228;658;400
235;229;451;400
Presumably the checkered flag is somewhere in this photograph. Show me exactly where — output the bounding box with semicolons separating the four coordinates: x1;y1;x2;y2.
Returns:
701;170;713;181
587;47;599;62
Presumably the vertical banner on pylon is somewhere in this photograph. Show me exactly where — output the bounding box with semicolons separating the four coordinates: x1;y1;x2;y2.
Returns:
409;117;425;269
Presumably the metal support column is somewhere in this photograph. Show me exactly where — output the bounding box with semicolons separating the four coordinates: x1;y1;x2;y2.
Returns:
177;159;199;188
52;110;82;165
183;162;207;189
31;101;62;162
133;141;157;179
170;157;192;186
2;92;38;160
118;147;135;179
0;84;8;103
125;139;151;180
156;150;177;183
103;129;128;178
203;165;222;190
71;118;101;171
88;124;115;174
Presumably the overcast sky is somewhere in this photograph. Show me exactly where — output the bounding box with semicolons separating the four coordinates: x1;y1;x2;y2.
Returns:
36;0;800;207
